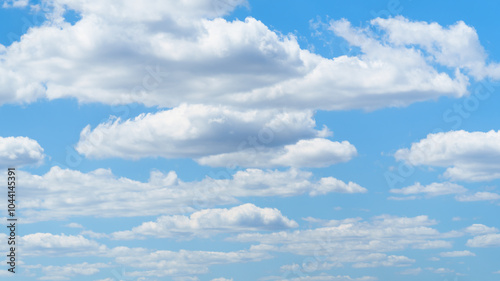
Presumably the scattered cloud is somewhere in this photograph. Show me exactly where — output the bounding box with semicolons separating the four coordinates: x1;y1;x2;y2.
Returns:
455;191;500;202
466;233;500;247
395;130;500;182
464;224;498;235
0;136;44;167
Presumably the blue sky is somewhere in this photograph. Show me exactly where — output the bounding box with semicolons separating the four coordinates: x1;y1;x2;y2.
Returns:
1;0;500;280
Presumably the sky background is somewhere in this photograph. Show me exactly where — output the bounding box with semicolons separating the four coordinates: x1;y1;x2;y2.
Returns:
1;0;500;280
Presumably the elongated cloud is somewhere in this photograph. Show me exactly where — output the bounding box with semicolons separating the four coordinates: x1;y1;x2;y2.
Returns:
19;166;365;222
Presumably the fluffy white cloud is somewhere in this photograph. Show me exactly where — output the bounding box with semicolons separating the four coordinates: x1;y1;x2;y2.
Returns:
111;203;298;240
466;233;500;247
389;182;466;198
197;138;356;168
395;130;500;181
2;0;494;110
20;233;104;256
464;224;498;235
371;16;500;79
75;104;356;168
439;250;475;257
0;136;44;167
19;167;365;222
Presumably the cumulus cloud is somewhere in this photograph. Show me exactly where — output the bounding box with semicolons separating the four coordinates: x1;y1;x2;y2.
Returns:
19;167;365;222
111;203;298;240
0;136;44;167
2;0;496;110
464;224;498;235
371;16;500;79
395;130;500;182
75;104;356;168
20;233;104;256
197;138;357;168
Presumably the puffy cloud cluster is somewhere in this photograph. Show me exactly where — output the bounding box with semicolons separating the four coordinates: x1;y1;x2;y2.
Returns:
0;136;45;167
395;130;500;181
1;1;496;110
75;104;357;168
111;203;298;240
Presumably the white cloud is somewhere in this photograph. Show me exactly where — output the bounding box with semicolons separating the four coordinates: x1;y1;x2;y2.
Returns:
5;231;269;278
352;255;414;268
439;250;475;257
2;0;494;110
211;278;233;281
464;224;498;235
65;223;84;228
455;191;500;202
115;248;270;278
198;138;357;168
38;262;110;281
466;233;500;247
231;215;456;267
75;104;356;168
262;275;377;281
20;233;104;256
395;130;500;181
111;203;298;240
19;167;365;222
371;16;500;79
0;136;44;167
2;0;29;8
390;182;466;198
